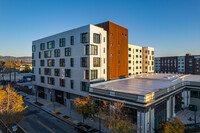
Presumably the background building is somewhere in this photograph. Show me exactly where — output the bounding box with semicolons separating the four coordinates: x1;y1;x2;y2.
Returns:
155;54;200;74
32;24;107;106
142;47;155;73
128;44;143;75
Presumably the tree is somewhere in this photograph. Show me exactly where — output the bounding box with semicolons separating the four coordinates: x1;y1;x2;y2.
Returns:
73;96;97;123
16;59;21;67
0;84;27;127
25;65;30;71
104;102;134;133
159;117;184;133
4;58;14;82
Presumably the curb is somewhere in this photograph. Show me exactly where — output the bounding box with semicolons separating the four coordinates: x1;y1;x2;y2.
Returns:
24;99;77;127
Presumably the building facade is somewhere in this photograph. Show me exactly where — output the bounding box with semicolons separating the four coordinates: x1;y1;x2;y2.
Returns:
32;24;107;105
142;47;155;73
96;21;128;80
128;44;143;75
155;54;200;74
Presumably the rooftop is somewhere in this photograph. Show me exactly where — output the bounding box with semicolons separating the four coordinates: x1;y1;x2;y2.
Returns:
90;73;200;96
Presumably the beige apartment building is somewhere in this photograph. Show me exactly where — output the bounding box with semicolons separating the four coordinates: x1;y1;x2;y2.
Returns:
142;47;155;73
128;44;143;75
128;45;154;75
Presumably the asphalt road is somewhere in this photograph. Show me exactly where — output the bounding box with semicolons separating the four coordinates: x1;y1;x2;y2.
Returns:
20;101;77;133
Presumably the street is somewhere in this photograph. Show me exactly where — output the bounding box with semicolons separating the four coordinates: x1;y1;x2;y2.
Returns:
20;101;77;133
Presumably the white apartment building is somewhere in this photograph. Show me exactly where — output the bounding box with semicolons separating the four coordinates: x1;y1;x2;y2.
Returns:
142;47;155;73
128;44;143;75
32;24;107;105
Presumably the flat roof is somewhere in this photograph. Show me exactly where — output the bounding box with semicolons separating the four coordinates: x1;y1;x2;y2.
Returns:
90;74;200;96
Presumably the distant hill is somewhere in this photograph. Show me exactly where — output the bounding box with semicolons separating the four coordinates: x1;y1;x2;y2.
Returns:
0;56;32;63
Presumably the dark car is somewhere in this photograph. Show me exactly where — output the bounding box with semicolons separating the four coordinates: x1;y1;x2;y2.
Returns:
75;124;100;133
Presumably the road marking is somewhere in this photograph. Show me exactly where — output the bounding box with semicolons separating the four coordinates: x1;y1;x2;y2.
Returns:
29;97;36;99
38;99;46;102
37;120;55;133
54;107;64;111
44;102;52;106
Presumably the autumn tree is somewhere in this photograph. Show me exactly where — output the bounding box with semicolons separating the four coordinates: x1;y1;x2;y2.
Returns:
0;84;27;127
73;96;97;123
159;117;184;133
104;102;134;133
16;59;21;67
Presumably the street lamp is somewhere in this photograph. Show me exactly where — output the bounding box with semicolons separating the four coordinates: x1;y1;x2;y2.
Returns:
188;104;197;133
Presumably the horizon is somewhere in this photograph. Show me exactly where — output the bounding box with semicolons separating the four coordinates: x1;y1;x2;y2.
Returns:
0;0;200;57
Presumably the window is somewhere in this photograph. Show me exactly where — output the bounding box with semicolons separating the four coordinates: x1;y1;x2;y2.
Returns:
39;52;41;58
65;47;71;56
39;68;41;74
140;50;142;53
70;36;74;45
81;57;89;67
32;60;35;66
81;82;89;92
129;67;131;70
41;76;45;83
71;80;74;89
128;48;131;51
91;45;98;55
32;68;34;73
55;69;60;76
129;54;131;57
81;33;89;43
45;68;51;75
44;51;51;58
103;48;105;53
136;49;138;52
32;75;35;81
85;45;89;55
59;38;65;47
47;59;54;67
65;69;71;77
47;41;55;49
136;55;138;58
54;49;60;57
32;53;34;59
91;70;98;80
40;43;45;50
93;58;101;67
84;70;89;80
48;77;54;85
32;45;36;52
60;79;65;87
40;60;45;66
70;58;74;67
103;37;105;42
129;60;131;63
93;33;100;43
60;59;65;67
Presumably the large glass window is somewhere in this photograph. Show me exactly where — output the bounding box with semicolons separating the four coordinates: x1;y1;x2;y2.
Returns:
45;68;51;75
39;52;41;59
65;47;71;56
85;45;89;55
44;51;51;58
59;38;65;47
81;33;89;43
84;70;89;80
91;45;98;55
93;33;100;43
55;69;60;76
71;80;74;89
81;57;89;67
60;79;65;87
93;58;101;67
70;58;74;67
40;43;45;50
32;60;35;66
32;45;36;52
81;82;89;92
65;69;71;77
48;77;54;85
91;70;98;80
60;59;65;67
47;41;55;49
70;36;74;45
54;49;60;57
40;60;45;66
41;76;45;83
47;59;54;67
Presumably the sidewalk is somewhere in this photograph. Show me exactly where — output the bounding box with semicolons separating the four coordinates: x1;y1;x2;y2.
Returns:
19;92;109;133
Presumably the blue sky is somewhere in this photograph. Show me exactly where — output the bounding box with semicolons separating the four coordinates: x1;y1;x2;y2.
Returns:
0;0;199;57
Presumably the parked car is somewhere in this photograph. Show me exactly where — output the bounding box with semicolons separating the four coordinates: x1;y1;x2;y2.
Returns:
75;123;100;133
